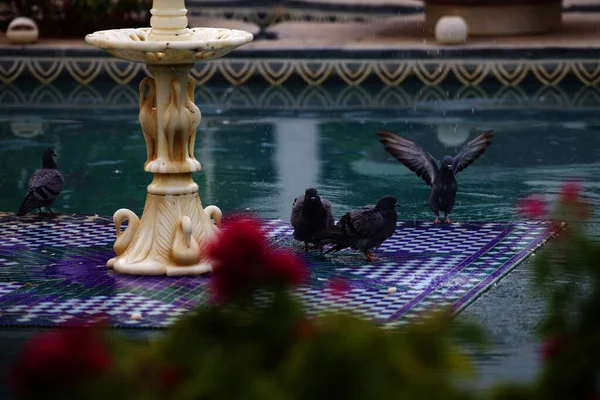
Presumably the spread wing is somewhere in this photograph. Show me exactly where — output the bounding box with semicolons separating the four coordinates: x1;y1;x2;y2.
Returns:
290;195;304;227
322;199;335;228
376;129;439;186
340;206;383;239
452;130;495;174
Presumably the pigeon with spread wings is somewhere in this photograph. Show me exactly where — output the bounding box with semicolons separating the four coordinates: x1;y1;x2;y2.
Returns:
376;129;494;223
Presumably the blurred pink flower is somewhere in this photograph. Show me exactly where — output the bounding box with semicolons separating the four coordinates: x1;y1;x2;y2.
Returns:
207;216;308;302
294;318;314;341
328;278;350;297
518;195;547;219
540;335;565;361
159;364;184;391
10;327;111;395
560;179;582;204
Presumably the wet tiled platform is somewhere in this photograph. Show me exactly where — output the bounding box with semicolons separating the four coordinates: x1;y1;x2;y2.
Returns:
0;213;555;329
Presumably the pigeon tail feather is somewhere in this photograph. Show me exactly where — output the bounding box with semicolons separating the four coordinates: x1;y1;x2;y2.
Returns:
312;225;345;242
16;193;33;216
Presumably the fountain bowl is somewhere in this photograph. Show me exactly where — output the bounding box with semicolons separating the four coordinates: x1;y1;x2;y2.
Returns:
85;27;253;64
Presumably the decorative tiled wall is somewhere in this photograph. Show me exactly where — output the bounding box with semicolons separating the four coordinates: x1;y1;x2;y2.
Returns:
1;55;599;112
2;56;600;86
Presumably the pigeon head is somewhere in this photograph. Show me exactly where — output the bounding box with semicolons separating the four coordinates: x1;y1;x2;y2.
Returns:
376;196;400;211
442;156;453;170
304;188;321;204
42;148;58;169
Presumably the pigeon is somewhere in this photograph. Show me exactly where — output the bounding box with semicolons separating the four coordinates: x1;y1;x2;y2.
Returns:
376;129;494;223
16;148;64;216
290;188;335;252
317;195;400;262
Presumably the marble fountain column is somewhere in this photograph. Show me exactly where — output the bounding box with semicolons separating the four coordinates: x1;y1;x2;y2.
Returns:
85;0;253;276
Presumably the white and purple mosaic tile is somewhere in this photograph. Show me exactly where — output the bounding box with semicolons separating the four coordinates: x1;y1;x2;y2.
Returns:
0;214;555;329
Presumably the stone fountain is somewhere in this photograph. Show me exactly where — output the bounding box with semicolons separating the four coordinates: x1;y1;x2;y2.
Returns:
85;0;253;276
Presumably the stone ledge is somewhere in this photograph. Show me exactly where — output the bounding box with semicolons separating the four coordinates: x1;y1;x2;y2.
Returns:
423;0;562;36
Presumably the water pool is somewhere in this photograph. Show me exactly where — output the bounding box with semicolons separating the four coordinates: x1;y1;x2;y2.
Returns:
1;79;599;389
2;81;599;224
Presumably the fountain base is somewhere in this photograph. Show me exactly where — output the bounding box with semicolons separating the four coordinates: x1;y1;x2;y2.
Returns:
107;184;222;276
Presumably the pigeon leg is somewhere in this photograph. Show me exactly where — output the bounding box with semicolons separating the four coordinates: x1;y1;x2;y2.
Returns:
48;208;56;217
37;208;42;215
444;215;451;223
365;251;378;262
434;216;440;224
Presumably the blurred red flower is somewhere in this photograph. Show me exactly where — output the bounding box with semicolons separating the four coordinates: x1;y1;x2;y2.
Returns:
10;327;112;395
159;364;184;390
518;195;547;219
560;179;581;204
263;251;307;287
207;216;308;301
327;278;350;297
540;335;565;361
294;318;314;341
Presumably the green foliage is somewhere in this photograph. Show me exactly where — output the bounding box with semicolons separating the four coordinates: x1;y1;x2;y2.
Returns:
118;291;484;400
486;385;535;400
285;312;481;400
518;182;600;400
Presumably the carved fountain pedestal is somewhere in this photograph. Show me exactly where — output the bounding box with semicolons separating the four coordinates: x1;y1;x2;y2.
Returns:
85;0;253;276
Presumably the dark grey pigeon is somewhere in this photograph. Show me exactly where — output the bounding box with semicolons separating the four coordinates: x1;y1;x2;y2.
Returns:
290;188;335;252
17;148;64;216
317;196;399;262
376;129;494;223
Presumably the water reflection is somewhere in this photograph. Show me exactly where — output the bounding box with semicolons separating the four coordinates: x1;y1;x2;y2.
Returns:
274;119;320;218
10;117;44;139
436;123;470;147
0;82;599;224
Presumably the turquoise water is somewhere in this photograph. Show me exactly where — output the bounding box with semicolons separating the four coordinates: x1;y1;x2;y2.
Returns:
2;82;599;224
1;81;599;390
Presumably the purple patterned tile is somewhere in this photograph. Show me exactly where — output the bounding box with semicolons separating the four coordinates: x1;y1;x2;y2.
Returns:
0;214;556;328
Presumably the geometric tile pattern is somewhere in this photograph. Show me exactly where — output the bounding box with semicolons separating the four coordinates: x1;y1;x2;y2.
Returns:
2;56;600;88
271;220;553;328
0;215;116;248
0;214;555;329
